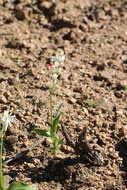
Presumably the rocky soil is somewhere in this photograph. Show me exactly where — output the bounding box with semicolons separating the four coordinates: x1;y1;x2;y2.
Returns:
0;0;127;189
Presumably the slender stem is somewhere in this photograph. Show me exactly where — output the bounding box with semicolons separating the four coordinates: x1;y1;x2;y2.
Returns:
0;129;4;190
0;134;3;176
49;88;53;124
49;79;56;124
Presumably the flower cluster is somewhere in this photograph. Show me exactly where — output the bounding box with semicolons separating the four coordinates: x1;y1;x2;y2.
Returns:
51;50;65;66
49;49;65;83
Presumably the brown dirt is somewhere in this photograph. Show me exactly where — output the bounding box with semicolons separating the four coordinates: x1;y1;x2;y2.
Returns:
1;0;127;189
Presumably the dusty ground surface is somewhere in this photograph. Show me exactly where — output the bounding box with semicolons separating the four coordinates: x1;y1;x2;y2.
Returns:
0;0;127;189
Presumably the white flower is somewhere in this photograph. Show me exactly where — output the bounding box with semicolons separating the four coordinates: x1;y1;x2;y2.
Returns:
53;61;60;67
51;50;65;66
59;68;62;73
52;73;58;80
1;110;15;131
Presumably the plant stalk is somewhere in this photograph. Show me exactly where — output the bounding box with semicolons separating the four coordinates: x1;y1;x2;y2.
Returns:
49;79;56;124
0;128;4;190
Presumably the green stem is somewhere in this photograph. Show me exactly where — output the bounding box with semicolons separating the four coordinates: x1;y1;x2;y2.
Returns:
0;130;4;190
49;79;56;124
49;89;53;124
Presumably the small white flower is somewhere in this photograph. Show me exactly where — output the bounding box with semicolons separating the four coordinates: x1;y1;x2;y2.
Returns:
1;110;15;131
51;50;65;66
54;61;60;67
52;73;58;80
59;68;62;73
58;53;65;63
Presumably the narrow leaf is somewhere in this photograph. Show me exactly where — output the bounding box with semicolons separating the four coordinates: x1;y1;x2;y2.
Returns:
54;103;63;118
0;179;4;190
58;138;64;146
34;128;50;137
7;182;38;190
50;112;61;136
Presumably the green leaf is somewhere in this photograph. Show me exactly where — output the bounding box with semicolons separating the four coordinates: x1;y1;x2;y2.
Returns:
34;128;50;137
124;87;127;91
58;138;64;146
7;182;38;190
50;136;64;155
84;100;98;108
54;103;63;118
0;177;4;190
50;103;63;136
50;112;61;136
